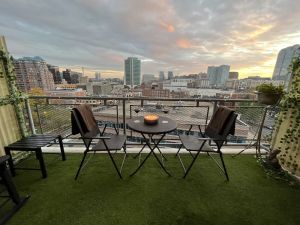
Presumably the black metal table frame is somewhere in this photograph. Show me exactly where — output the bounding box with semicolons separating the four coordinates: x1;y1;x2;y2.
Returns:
127;117;177;177
133;136;167;161
130;132;171;177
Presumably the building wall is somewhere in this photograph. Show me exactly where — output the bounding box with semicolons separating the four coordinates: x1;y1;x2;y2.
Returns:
14;58;55;92
0;36;21;156
142;89;170;98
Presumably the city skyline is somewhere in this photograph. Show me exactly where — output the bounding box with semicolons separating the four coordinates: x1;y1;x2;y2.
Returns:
1;0;300;78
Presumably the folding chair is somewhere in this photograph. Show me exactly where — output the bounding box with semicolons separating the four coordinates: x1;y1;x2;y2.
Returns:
176;106;237;180
71;104;127;180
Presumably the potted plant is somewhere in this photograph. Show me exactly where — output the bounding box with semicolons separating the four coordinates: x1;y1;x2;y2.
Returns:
255;83;284;105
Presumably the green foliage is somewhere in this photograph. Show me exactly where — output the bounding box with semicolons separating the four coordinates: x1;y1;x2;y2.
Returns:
0;49;28;137
272;47;300;174
256;83;284;94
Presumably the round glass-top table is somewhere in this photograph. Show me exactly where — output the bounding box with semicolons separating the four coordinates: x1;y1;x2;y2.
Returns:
127;116;177;176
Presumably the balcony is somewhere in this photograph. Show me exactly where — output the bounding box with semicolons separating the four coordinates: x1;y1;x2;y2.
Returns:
24;96;273;156
1;96;300;225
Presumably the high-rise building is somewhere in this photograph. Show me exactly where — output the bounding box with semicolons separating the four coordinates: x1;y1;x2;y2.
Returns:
207;66;217;86
272;44;300;85
61;69;82;84
167;71;174;80
13;56;55;92
159;71;165;81
95;72;101;81
70;71;82;84
124;57;141;88
62;69;71;84
47;64;62;84
207;65;230;87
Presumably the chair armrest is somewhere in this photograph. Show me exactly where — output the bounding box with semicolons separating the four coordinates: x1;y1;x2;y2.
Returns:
198;137;226;141
181;123;208;126
197;137;211;141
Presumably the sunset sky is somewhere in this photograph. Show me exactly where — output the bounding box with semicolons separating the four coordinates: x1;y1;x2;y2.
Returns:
1;0;300;78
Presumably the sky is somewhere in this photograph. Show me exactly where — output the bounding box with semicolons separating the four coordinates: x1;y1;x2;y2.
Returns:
1;0;300;79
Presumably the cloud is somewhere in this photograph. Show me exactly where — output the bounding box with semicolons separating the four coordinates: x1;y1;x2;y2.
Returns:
0;0;300;78
160;21;175;32
176;38;191;49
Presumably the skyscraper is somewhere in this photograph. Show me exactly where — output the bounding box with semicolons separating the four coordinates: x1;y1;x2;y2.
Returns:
47;64;62;84
124;57;141;88
159;71;165;81
272;45;300;85
207;66;217;86
207;65;230;87
14;56;55;92
62;69;72;84
167;71;174;80
95;72;101;81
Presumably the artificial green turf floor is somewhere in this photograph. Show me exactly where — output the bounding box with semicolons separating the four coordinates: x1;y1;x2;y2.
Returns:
4;153;300;225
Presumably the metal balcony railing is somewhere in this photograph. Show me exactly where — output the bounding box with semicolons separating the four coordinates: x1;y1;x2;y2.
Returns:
22;96;280;154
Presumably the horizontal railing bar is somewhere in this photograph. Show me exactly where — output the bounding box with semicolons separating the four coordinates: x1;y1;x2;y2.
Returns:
28;95;257;103
55;140;266;147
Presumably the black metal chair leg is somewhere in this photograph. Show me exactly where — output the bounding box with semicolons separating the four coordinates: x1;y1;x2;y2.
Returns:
219;152;229;181
123;143;128;155
107;151;123;179
119;152;127;173
183;151;201;178
75;151;88;180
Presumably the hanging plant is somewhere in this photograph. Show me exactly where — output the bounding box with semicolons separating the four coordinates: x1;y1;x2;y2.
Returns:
255;83;284;105
0;49;28;137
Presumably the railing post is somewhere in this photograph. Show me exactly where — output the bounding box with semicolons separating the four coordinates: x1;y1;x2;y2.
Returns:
256;106;268;158
25;98;36;135
35;104;43;134
123;99;126;135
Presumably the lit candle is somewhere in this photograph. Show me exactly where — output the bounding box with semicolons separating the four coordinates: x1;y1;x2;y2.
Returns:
144;114;159;125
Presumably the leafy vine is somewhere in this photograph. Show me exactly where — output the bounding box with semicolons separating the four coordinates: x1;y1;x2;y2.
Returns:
0;49;28;137
272;48;300;174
